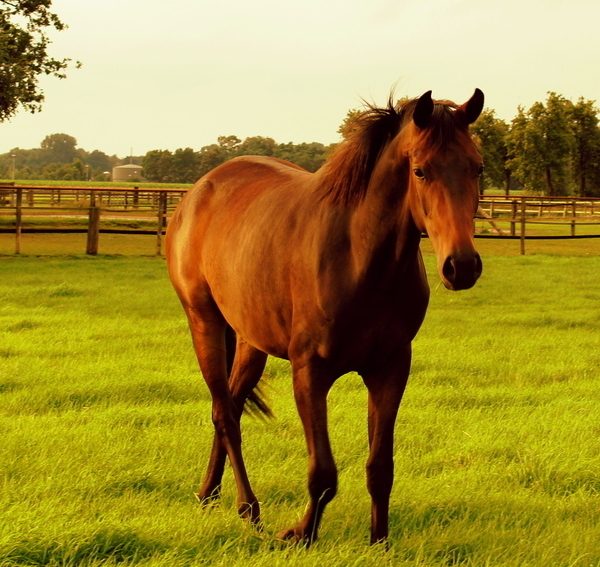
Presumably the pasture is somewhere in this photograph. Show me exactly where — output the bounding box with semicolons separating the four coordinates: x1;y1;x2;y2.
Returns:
1;243;599;566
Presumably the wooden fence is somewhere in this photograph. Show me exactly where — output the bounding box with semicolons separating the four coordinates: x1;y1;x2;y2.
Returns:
476;195;600;254
0;185;186;255
1;186;600;255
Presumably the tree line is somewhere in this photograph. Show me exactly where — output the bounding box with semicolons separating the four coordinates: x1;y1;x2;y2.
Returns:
472;92;600;197
142;92;600;196
2;93;600;196
141;136;335;183
0;133;120;181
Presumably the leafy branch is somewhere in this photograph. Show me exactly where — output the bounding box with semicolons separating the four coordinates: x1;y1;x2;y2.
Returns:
0;0;80;121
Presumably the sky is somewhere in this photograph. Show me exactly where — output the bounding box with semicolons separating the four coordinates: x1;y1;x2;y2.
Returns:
1;0;600;158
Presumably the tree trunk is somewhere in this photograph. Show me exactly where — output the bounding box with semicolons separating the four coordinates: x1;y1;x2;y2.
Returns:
580;172;586;197
545;167;555;196
504;169;511;197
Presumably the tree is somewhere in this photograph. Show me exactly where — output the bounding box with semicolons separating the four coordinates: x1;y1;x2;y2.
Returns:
86;149;112;173
172;147;200;183
275;141;329;172
197;144;228;178
236;136;277;156
507;93;575;195
142;149;173;182
217;135;241;152
337;108;363;140
40;133;78;163
568;97;600;197
471;109;512;194
41;158;84;180
0;0;80;121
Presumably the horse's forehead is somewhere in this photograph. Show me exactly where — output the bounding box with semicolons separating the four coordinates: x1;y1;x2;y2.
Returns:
405;130;481;165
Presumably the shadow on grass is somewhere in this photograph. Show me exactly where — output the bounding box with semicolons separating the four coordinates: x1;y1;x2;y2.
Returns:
4;529;166;566
3;527;270;566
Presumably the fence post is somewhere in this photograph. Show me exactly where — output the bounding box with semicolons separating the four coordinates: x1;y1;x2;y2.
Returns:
571;199;576;237
15;187;22;254
511;200;517;237
86;191;100;255
520;197;526;255
156;191;167;256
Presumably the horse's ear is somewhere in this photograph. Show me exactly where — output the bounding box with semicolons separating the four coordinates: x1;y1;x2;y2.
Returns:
458;88;484;125
413;91;434;129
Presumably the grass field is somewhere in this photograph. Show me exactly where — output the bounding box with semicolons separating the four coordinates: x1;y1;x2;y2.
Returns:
1;228;599;258
1;242;599;566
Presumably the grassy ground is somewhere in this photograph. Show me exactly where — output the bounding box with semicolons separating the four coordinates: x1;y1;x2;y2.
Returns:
1;243;599;566
1;229;599;258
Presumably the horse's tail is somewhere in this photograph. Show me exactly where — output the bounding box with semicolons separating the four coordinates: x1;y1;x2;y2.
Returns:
246;387;274;419
225;324;274;419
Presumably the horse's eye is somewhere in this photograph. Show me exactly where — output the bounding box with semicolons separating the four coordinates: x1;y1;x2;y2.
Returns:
477;164;485;177
413;167;425;180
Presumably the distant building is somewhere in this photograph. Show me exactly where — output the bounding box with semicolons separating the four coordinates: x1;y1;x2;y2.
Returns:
112;164;144;182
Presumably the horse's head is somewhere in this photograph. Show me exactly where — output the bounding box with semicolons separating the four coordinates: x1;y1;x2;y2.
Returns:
404;89;484;290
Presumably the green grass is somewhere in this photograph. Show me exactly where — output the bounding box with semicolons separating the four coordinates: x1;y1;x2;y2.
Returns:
1;250;599;566
2;230;599;258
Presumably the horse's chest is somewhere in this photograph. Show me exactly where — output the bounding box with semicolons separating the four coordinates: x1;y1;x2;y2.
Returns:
313;282;429;370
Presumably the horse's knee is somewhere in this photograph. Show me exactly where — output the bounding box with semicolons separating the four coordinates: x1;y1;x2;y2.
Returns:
211;408;241;446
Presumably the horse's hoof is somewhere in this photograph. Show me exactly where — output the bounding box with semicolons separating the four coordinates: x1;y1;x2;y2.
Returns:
238;500;261;525
370;537;390;550
195;491;220;508
274;527;313;546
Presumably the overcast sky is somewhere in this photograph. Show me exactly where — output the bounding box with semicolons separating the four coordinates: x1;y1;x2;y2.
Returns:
1;0;599;157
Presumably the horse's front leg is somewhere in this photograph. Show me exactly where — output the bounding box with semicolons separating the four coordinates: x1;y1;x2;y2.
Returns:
362;345;411;544
276;358;337;545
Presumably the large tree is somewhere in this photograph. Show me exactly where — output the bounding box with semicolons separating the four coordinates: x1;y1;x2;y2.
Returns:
507;93;575;195
40;132;77;163
171;147;200;184
337;108;363;140
568;97;600;197
142;149;173;183
0;0;80;122
275;141;329;172
471;109;511;195
236;136;277;156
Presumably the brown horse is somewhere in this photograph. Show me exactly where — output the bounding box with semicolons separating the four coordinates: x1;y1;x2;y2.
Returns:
165;89;484;545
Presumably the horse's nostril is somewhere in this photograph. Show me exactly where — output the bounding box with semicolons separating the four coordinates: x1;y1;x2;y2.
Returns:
442;256;456;283
442;253;482;290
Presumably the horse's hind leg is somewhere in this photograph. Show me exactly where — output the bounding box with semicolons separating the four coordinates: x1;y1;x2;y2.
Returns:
198;334;268;508
185;306;262;524
196;325;237;505
198;328;267;524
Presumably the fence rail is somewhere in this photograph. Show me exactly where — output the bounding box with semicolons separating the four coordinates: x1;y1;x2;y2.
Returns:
1;186;600;255
476;194;600;254
0;185;185;255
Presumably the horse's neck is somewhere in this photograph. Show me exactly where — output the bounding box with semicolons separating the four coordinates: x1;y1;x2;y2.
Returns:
347;158;420;281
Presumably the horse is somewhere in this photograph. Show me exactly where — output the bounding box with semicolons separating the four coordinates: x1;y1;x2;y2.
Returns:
165;89;485;545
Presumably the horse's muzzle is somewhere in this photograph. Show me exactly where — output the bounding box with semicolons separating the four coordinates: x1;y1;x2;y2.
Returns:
441;252;482;290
